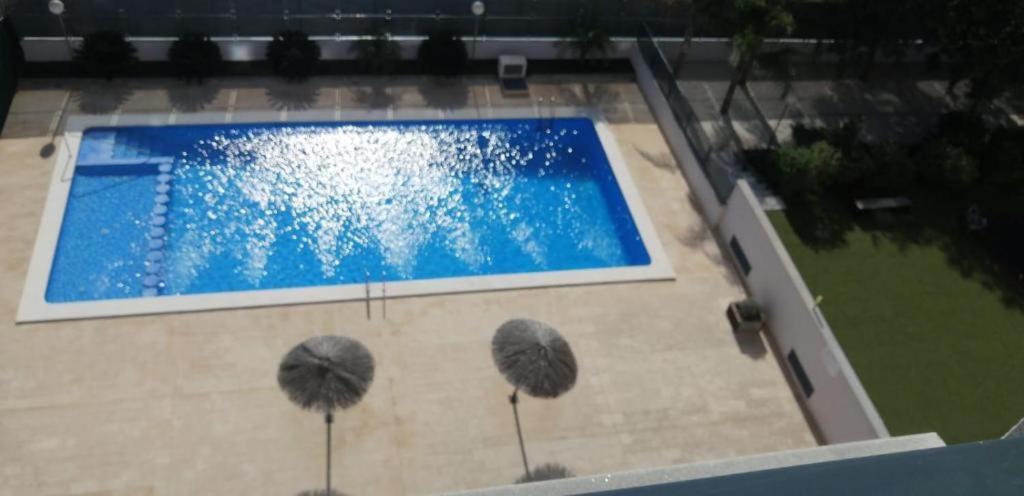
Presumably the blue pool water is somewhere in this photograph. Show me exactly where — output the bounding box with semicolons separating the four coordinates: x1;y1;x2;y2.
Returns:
46;118;651;303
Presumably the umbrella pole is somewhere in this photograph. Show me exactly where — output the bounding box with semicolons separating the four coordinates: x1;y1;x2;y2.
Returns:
510;388;530;480
325;412;334;496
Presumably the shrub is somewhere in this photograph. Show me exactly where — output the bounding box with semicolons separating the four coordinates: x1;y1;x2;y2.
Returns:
350;29;401;74
941;146;980;193
774;140;843;201
735;299;763;322
168;32;223;83
74;31;137;80
832;145;875;192
921;141;980;193
982;129;1024;192
866;143;916;194
933;111;989;153
790;122;828;147
417;30;468;77
266;30;321;81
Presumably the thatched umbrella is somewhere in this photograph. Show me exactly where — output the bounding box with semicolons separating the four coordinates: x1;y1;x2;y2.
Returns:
278;335;375;496
491;319;578;480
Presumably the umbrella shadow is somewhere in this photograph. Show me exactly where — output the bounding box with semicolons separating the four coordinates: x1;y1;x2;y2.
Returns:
267;84;321;111
350;85;396;109
515;462;575;484
75;84;132;115
417;77;470;111
296;490;348;496
167;83;221;113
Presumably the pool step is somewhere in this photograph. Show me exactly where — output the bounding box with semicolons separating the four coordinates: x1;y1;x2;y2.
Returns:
77;131;117;162
80;131;160;165
113;133;153;161
142;158;174;298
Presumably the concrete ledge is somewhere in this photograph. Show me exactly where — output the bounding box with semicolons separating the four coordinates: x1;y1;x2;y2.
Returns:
20;36;637;63
444;433;944;496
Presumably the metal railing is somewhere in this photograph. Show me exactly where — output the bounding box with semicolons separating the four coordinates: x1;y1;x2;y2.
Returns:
6;1;689;39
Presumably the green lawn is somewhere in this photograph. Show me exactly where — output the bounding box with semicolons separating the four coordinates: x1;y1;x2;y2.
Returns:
768;210;1024;444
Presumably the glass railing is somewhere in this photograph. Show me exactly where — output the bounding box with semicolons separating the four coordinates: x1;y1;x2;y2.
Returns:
636;23;736;203
0;16;20;136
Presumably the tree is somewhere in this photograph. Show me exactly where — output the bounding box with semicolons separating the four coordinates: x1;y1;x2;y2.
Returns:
661;0;721;75
720;0;794;115
168;32;223;83
266;31;321;81
827;0;923;80
417;30;468;77
940;0;1024;107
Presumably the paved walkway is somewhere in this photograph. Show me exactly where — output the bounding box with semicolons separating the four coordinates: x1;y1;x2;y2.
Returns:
0;75;815;495
675;61;1024;150
669;61;1024;210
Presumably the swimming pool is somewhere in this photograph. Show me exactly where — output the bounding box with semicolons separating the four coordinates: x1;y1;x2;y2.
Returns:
20;117;671;320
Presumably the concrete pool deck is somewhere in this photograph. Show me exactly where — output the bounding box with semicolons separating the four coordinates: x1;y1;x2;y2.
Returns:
0;75;816;495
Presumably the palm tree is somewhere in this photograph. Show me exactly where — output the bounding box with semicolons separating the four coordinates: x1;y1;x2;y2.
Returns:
720;0;794;115
563;4;611;67
350;28;401;75
663;0;721;76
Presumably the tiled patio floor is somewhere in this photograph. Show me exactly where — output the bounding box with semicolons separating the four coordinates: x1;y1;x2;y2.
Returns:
0;74;815;495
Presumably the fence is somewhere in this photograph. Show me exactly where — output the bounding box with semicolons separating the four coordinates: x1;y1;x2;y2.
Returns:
6;0;936;40
0;15;23;136
5;0;689;39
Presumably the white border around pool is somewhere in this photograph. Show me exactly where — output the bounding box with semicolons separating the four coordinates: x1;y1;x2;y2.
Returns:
17;112;674;322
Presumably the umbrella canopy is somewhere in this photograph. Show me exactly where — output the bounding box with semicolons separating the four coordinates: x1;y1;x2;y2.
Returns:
278;335;375;414
491;319;577;398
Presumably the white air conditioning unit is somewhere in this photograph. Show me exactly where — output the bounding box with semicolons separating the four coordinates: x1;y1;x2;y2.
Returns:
498;55;529;96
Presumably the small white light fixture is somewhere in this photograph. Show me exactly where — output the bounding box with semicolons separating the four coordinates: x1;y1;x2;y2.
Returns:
48;0;65;16
471;1;486;17
470;1;486;60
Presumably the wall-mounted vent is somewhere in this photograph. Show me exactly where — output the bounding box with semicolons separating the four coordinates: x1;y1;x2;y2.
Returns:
788;349;814;398
730;236;752;276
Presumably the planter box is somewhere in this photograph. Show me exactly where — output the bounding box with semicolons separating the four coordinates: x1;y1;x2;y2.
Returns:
727;301;764;333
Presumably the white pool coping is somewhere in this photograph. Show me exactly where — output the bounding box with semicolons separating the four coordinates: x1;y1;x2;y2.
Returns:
17;111;674;323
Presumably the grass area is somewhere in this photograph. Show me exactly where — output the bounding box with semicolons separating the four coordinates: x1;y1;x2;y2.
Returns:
768;209;1024;444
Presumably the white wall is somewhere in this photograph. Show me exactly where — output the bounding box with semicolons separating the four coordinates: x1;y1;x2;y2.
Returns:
20;36;635;62
717;180;889;443
628;41;890;442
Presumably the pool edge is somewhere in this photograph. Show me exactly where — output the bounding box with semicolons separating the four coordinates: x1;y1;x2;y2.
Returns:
17;117;676;323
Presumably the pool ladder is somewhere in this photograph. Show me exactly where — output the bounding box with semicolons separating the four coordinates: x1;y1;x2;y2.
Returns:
538;96;557;130
363;270;388;321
